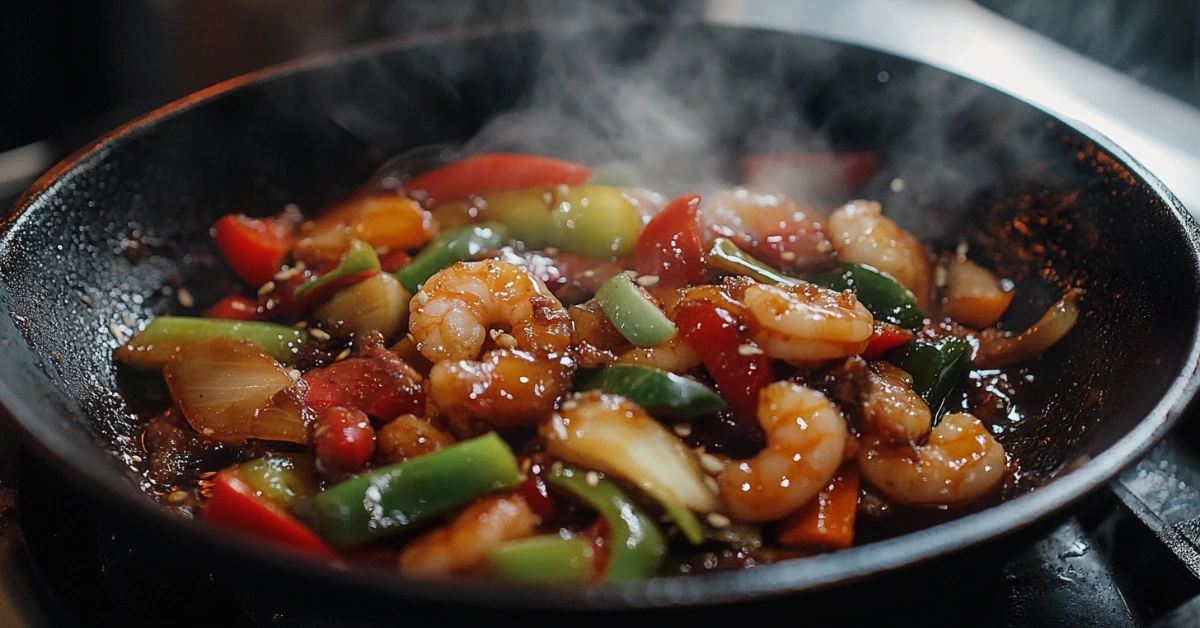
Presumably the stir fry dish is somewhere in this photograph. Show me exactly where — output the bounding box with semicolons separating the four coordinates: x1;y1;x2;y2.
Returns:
114;152;1080;582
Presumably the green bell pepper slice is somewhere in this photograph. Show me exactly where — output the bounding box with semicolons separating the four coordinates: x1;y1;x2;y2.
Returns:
708;237;804;287
886;337;973;419
302;432;522;547
487;535;596;584
232;455;319;510
576;364;725;420
113;317;309;369
544;465;666;581
595;274;677;347
293;240;381;300
395;222;508;292
806;263;925;330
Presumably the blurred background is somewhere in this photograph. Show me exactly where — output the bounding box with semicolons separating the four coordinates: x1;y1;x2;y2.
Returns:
1;0;1198;201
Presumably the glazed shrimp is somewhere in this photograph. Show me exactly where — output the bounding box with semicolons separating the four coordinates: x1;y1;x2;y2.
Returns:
862;361;933;443
398;493;537;577
409;260;573;362
428;349;576;428
738;282;874;366
716;381;849;521
703;187;836;272
828;200;933;309
858;412;1006;506
616;337;702;373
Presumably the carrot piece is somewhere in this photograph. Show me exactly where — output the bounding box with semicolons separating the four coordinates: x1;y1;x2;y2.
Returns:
776;464;860;550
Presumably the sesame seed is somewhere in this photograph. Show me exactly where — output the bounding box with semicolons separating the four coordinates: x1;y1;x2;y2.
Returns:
698;452;726;474
816;240;833;253
636;275;660;287
288;369;302;381
257;281;276;296
560;400;579;412
520;458;532;473
274;267;300;281
309;328;331;341
121;313;137;328
176;288;194;307
551;461;564;474
955;241;970;257
737;345;765;356
130;455;143;463
935;265;949;289
264;298;277;310
779;251;797;262
543;247;559;256
585;471;600;487
579;270;596;279
706;513;731;528
489;328;503;340
166;490;190;505
704;476;720;493
335;348;352;362
494;333;518;350
230;299;249;311
890;178;906;193
622;270;639;279
202;428;215;436
294;320;308;329
673;423;692;437
107;322;126;342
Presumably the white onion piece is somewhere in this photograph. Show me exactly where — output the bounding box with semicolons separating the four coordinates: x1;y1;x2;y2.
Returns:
163;338;311;444
314;273;411;342
540;392;718;512
973;289;1082;368
941;257;1014;329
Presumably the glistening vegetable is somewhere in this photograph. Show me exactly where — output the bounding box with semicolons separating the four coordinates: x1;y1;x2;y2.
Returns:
114;317;309;369
577;364;725;419
595;274;677;347
887;337;973;419
302;432;522;546
395;222;507;292
544;465;666;581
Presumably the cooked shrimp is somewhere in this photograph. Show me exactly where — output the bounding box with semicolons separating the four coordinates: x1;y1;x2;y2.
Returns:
616;337;702;373
376;413;456;464
862;361;932;443
568;300;630;369
828;200;933;309
398;494;537;577
716;381;849;521
858;412;1006;506
428;349;575;428
703;187;835;272
738;282;874;366
409;260;573;362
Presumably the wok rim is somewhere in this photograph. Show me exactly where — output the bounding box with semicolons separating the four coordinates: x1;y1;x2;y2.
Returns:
3;18;1200;611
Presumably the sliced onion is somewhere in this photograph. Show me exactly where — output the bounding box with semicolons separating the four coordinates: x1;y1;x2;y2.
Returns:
973;289;1082;368
314;273;411;342
941;257;1015;328
540;392;718;512
163;338;311;444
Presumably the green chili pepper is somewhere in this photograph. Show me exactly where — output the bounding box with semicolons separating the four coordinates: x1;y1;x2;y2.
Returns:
806;263;925;330
886;337;973;419
576;364;725;420
113;317;309;369
232;455;318;510
595;274;677;348
293;240;381;300
487;535;596;584
395;222;507;292
544;465;666;581
708;238;804;287
302;433;522;547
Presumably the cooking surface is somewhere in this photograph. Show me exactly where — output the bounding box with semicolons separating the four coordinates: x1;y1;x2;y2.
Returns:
5;1;1200;626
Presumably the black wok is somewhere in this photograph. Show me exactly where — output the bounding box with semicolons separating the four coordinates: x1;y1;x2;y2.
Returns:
2;19;1200;619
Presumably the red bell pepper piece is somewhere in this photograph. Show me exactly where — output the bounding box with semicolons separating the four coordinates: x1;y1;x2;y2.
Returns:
304;345;425;421
675;302;772;426
403;153;591;208
633;193;708;288
377;248;412;273
213;214;293;288
202;295;266;321
313;407;376;474
862;321;916;360
204;472;339;561
776;464;860;549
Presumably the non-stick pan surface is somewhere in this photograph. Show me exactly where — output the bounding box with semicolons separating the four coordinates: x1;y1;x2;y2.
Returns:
2;21;1200;613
